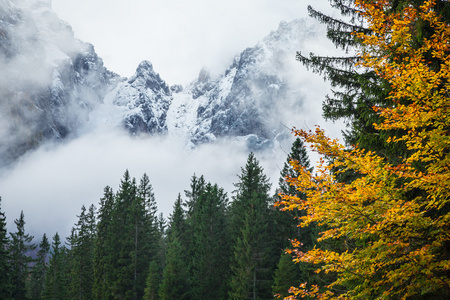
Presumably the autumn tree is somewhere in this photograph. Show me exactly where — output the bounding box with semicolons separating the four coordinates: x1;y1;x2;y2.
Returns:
274;137;316;249
279;0;450;299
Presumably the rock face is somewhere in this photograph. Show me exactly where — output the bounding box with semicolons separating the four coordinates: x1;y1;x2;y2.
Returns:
0;0;119;166
166;19;318;149
107;61;171;135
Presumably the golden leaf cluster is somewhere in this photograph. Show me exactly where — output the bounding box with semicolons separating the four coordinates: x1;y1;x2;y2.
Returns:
279;0;450;298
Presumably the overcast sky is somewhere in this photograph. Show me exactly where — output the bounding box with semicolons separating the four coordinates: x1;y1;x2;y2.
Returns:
0;0;344;239
52;0;334;84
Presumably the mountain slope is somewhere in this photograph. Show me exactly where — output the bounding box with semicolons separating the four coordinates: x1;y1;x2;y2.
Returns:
0;0;119;166
168;19;318;149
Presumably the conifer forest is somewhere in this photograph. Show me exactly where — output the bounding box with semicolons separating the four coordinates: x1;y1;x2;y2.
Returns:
1;0;450;299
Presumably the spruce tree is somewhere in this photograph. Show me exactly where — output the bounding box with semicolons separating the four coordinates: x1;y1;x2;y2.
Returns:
140;174;164;300
143;260;161;300
93;185;115;299
229;214;257;300
184;174;206;218
132;173;160;299
43;233;69;300
69;205;96;300
298;0;450;159
297;1;386;151
0;197;13;299
159;195;190;300
229;153;278;300
27;233;50;300
93;171;161;299
296;0;411;162
271;252;300;299
273;138;326;297
9;210;36;300
275;138;318;249
159;236;190;300
189;182;231;299
144;213;167;300
109;170;138;298
278;138;312;197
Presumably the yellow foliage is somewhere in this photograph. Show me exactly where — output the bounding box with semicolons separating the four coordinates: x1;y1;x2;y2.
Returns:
279;0;450;298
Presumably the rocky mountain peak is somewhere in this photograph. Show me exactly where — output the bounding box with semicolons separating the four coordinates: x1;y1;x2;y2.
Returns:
190;68;215;100
107;60;171;135
128;60;170;95
133;60;154;77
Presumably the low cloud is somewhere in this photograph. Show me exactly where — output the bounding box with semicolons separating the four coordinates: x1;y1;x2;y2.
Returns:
0;128;291;239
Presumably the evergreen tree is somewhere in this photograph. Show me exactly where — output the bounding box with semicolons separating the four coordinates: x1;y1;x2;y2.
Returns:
278;138;312;197
164;194;187;243
69;205;96;300
159;195;190;300
272;252;300;299
144;213;167;300
133;173;160;299
189;182;231;299
145;211;167;300
274;138;327;297
229;214;257;300
297;0;389;153
0;197;13;299
298;0;450;160
140;174;165;300
93;171;161;299
159;236;190;300
109;170;138;299
184;174;206;218
229;153;278;300
9;210;36;300
274;138;315;249
43;233;69;300
143;261;161;300
27;233;50;300
93;186;115;299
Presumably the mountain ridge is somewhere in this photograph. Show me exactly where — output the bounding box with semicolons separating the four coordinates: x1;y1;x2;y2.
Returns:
0;0;323;166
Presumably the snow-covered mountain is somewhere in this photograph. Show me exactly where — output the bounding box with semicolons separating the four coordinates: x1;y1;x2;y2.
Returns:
0;0;119;166
167;19;317;149
0;0;321;166
100;18;318;149
104;61;171;135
